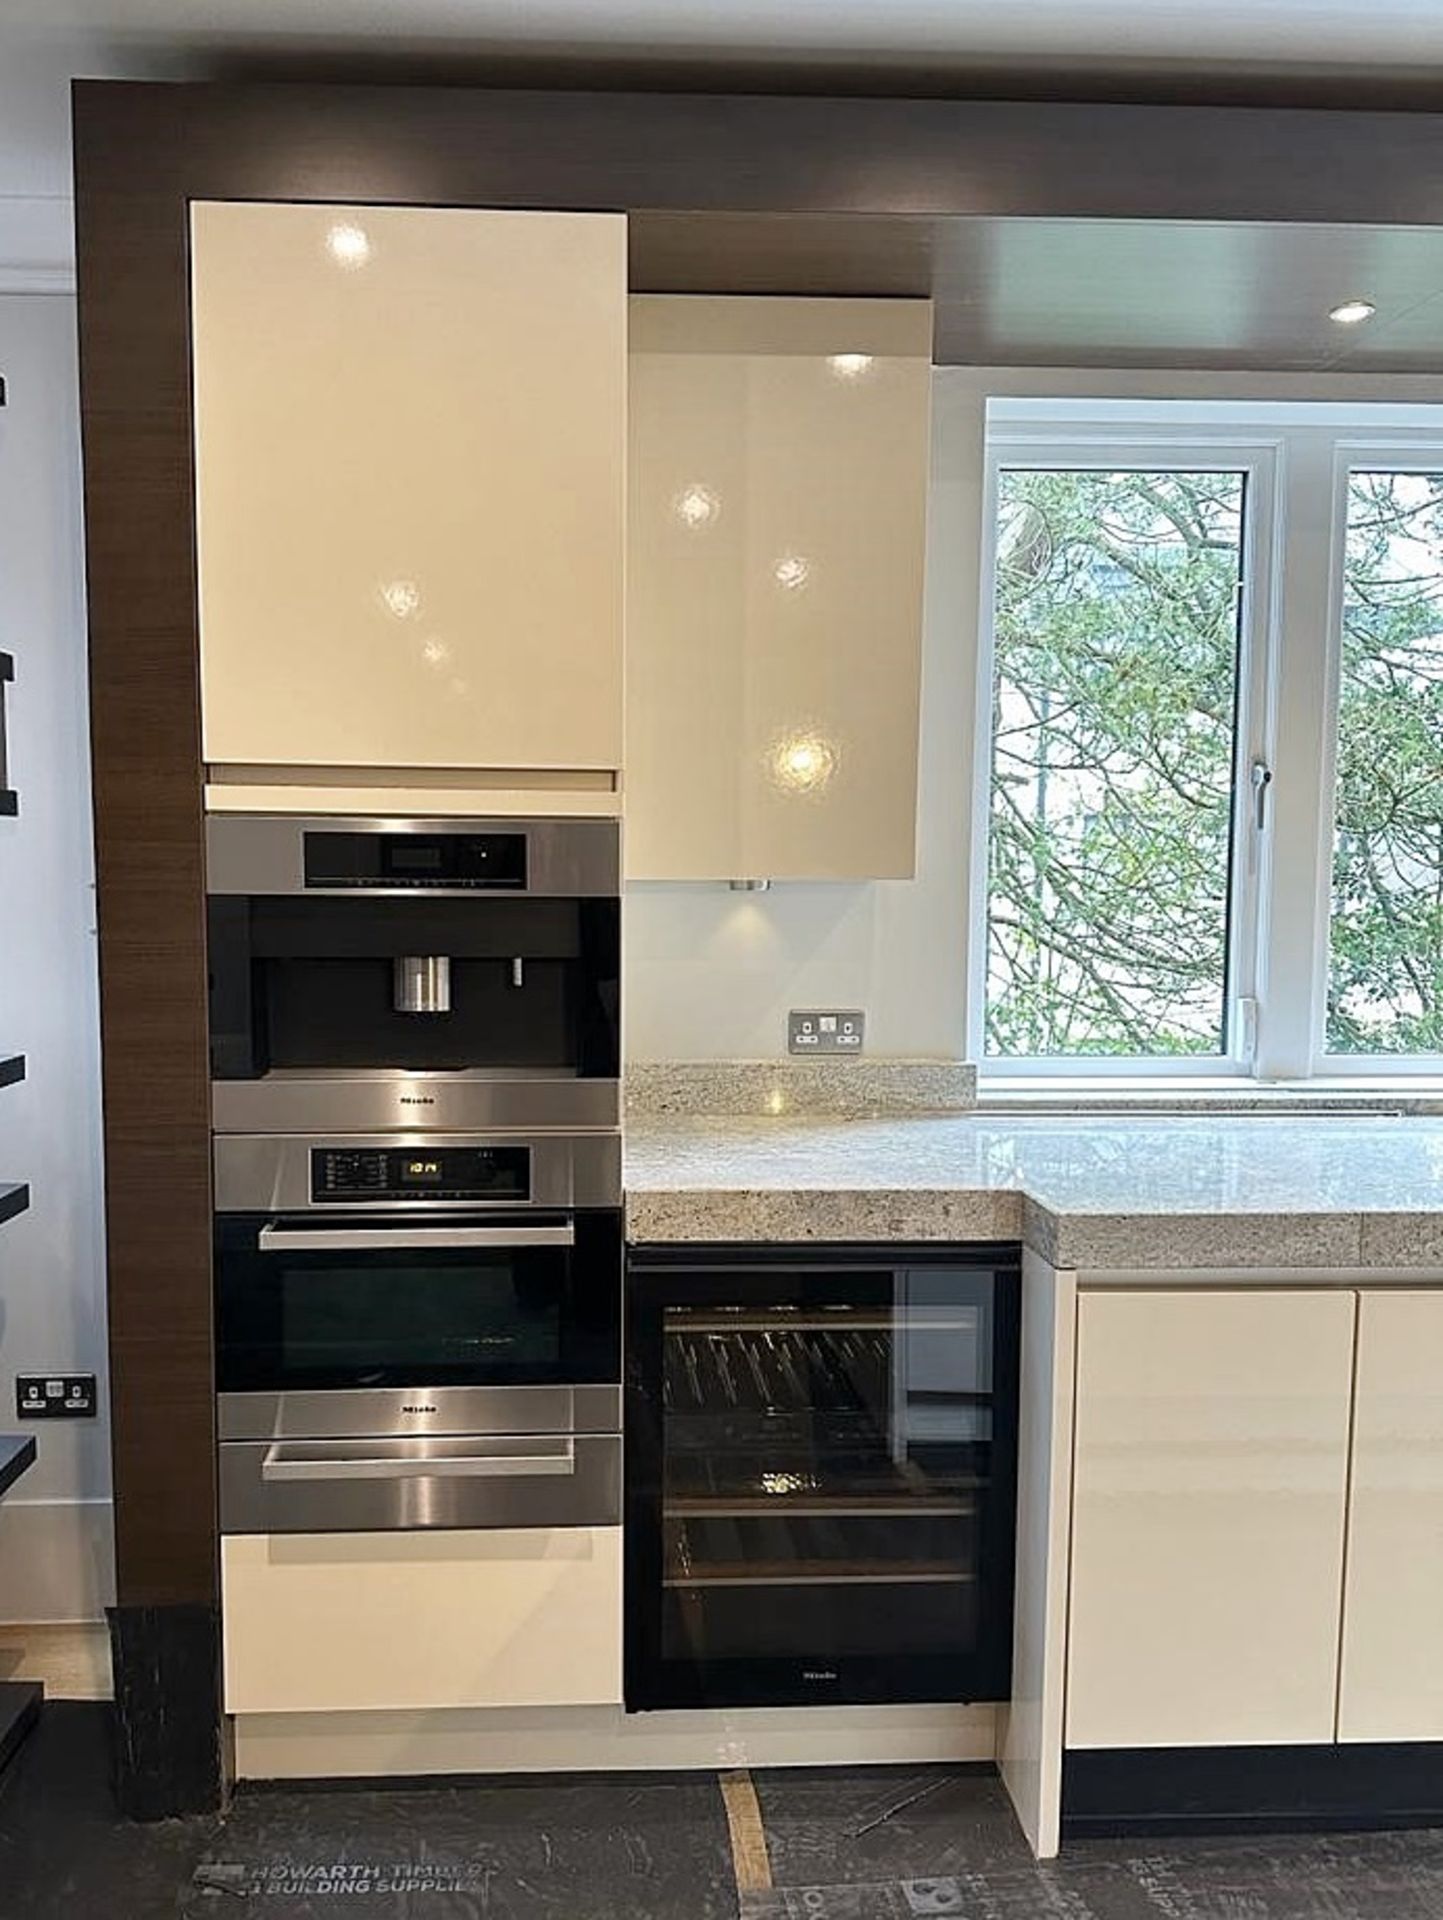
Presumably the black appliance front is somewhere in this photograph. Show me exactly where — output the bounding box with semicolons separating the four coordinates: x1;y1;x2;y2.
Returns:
208;893;620;1082
624;1243;1021;1711
216;1209;621;1394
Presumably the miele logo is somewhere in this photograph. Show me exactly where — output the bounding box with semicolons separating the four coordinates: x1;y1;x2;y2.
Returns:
399;1095;437;1106
802;1669;839;1683
401;1404;439;1415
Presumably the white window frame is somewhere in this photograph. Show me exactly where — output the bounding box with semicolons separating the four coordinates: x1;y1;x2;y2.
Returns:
1310;440;1443;1075
970;399;1443;1086
968;427;1280;1078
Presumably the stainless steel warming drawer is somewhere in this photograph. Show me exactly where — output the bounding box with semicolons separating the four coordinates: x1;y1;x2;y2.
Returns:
220;1430;621;1535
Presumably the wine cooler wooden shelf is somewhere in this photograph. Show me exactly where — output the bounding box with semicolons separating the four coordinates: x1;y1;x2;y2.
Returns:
667;1314;968;1336
665;1496;976;1518
665;1562;974;1588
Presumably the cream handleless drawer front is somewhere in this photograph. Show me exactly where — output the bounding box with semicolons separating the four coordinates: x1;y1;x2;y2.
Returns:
1339;1290;1443;1742
1066;1290;1355;1752
222;1528;622;1714
626;297;931;881
191;202;625;775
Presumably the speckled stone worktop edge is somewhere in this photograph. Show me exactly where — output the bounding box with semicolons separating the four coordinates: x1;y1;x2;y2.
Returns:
623;1113;1443;1271
625;1187;1021;1247
624;1191;1382;1269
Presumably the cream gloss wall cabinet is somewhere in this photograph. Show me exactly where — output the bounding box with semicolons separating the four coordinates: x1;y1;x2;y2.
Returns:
1065;1289;1355;1751
626;297;932;881
190;203;626;782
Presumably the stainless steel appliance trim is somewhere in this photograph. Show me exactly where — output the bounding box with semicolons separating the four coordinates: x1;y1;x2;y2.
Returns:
217;1385;622;1441
210;1074;620;1136
255;1223;576;1252
259;1436;577;1482
220;1431;621;1534
206;814;621;897
214;1132;621;1213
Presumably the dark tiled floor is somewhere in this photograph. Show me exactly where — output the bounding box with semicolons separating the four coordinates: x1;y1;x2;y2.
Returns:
7;1708;1443;1917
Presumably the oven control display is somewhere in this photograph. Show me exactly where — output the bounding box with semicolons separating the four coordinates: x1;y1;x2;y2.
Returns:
311;1146;530;1203
401;1156;443;1185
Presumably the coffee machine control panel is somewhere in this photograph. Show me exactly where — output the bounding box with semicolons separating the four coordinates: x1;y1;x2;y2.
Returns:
303;831;527;890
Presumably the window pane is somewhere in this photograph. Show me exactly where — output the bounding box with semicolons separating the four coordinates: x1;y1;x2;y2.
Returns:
985;468;1246;1058
1326;471;1443;1056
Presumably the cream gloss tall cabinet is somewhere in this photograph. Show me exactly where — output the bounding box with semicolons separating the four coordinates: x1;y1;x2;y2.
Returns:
626;297;932;881
190;202;626;784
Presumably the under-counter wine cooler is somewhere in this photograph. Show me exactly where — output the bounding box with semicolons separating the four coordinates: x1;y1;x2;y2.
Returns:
624;1243;1021;1710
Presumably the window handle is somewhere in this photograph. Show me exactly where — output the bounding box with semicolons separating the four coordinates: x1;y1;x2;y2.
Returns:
1251;760;1273;831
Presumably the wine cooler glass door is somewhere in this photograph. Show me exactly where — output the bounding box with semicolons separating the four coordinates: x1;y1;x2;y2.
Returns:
625;1248;1020;1710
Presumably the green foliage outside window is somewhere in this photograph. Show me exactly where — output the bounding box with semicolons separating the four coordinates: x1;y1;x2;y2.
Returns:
985;464;1443;1062
986;468;1244;1057
1328;471;1443;1055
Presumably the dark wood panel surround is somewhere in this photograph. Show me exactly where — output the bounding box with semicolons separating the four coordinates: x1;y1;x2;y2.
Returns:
73;77;1443;1817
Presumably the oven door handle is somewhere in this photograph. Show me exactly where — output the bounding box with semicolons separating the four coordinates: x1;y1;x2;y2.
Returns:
256;1224;575;1252
260;1439;578;1482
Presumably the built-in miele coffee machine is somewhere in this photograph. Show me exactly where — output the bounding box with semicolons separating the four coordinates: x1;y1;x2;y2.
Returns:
206;815;622;1539
206;814;620;1133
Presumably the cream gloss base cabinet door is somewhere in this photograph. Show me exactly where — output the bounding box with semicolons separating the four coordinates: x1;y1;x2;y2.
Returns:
626;297;931;881
1339;1290;1443;1742
221;1528;622;1714
191;202;625;777
1066;1290;1356;1751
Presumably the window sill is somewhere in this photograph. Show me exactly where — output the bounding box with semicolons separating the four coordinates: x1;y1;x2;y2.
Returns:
975;1075;1443;1116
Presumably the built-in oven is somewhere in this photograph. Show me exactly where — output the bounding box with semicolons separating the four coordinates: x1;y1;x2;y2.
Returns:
624;1241;1021;1711
215;1132;622;1535
206;815;620;1134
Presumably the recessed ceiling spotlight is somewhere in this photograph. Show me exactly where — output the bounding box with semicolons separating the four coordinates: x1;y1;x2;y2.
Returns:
827;352;874;380
1329;299;1377;327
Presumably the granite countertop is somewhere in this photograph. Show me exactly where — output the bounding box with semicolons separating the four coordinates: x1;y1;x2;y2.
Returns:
624;1113;1443;1271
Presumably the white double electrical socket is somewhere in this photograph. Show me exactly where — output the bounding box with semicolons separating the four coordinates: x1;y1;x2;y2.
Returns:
788;1009;865;1055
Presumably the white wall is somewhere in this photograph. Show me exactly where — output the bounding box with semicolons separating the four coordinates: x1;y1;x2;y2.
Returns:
623;378;988;1062
0;293;112;1623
